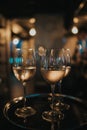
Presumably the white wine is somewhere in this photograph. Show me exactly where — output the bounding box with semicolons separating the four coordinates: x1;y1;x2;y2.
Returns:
64;66;71;77
41;68;65;84
13;66;36;82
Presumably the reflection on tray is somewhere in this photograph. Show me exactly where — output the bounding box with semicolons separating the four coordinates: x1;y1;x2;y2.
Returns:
3;93;87;130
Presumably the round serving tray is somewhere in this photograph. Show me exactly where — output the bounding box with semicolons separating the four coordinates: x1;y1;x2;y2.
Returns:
3;93;87;130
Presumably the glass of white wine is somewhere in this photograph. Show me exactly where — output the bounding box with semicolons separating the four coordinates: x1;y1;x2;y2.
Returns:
12;48;36;118
55;48;71;111
40;48;66;122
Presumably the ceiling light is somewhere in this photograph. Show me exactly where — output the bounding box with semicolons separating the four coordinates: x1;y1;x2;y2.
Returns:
13;38;19;45
29;28;36;36
73;17;79;23
29;18;36;24
71;26;78;34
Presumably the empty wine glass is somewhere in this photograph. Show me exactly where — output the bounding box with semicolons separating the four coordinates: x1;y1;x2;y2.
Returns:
55;48;71;111
12;48;36;118
40;48;66;122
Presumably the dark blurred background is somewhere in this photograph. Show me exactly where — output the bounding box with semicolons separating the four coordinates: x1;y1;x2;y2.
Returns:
0;0;84;29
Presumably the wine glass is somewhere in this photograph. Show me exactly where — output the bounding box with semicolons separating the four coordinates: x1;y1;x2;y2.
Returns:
12;48;36;118
40;48;66;122
55;48;71;111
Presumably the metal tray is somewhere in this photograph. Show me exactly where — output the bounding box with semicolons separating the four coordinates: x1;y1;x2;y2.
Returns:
3;93;87;130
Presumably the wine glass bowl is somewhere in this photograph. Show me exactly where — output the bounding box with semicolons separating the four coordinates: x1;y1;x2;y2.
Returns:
12;48;36;118
40;48;66;122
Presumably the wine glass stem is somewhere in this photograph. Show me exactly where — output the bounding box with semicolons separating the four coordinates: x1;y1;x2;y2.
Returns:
58;80;62;104
58;80;62;94
51;84;55;112
23;82;26;108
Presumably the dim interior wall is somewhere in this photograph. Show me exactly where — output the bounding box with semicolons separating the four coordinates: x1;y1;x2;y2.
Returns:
63;36;78;58
35;14;67;49
34;14;78;58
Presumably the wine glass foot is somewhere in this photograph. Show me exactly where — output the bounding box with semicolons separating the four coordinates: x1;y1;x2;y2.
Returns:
15;106;36;118
42;110;64;122
54;102;70;111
